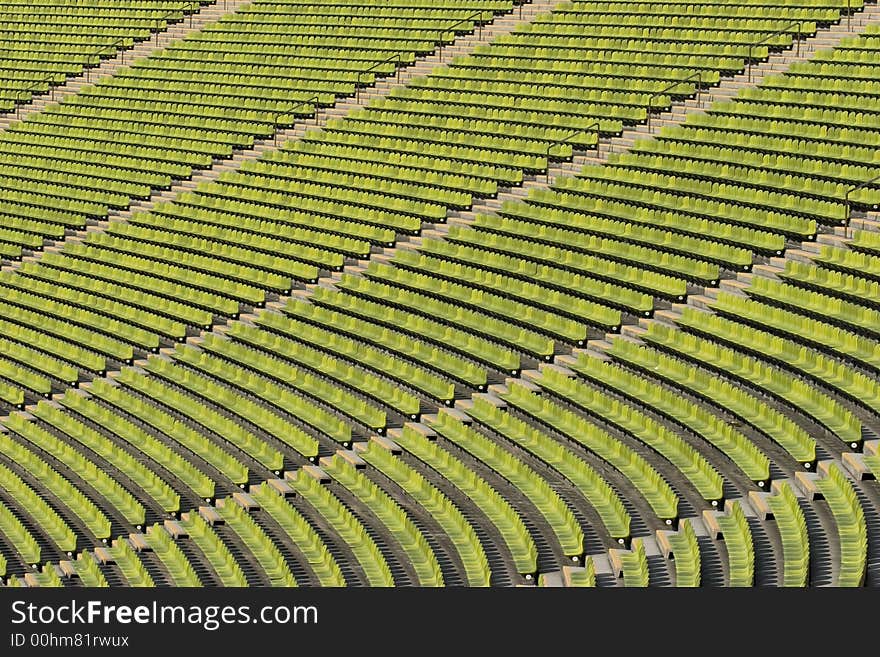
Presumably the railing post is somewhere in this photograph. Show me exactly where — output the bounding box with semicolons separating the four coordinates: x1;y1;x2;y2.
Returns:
696;71;702;108
747;45;753;83
747;21;803;84
273;95;318;146
13;77;48;118
356;53;401;103
581;121;601;159
844;174;880;238
646;72;701;132
545;129;585;184
438;13;482;63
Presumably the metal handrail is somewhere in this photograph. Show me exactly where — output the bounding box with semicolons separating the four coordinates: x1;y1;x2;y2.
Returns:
86;38;127;82
545;126;598;184
356;53;402;103
182;1;198;28
272;95;320;146
844;174;880;238
41;74;56;101
15;76;54;118
438;12;484;62
153;3;195;45
747;21;805;82
646;72;702;132
586;121;602;158
153;10;178;45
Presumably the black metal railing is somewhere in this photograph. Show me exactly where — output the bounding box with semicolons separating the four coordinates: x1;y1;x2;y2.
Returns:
272;95;320;146
438;12;484;62
86;38;127;82
844;173;880;238
15;76;54;119
545;124;601;183
646;72;702;132
747;21;805;83
356;53;402;103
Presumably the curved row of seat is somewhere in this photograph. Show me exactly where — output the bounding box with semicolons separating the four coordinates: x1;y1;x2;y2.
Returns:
0;448;867;587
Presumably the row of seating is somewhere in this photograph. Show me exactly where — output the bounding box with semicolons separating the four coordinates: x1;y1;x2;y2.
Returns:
358;439;491;586
104;371;277;473
716;285;880;373
254;309;456;405
0;460;77;554
321;453;443;586
622;27;880;248
181;335;378;439
605;337;817;465
714;500;754;587
766;482;809;587
500;381;680;521
665;519;701;587
571;354;771;483
0;0;512;258
419;415;572;565
198;327;406;424
216;499;297;586
142;352;323;457
179;510;246;586
614;538;649;587
144;523;201;587
562;1;850;21
4;413;144;525
249;482;346;587
288;469;394;587
57;390;216;500
534;367;724;502
466;396;631;541
0;497;40;565
1;0;877;586
816;463;867;586
0;431;110;541
647;317;864;448
445;221;690;299
396;423;542;575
